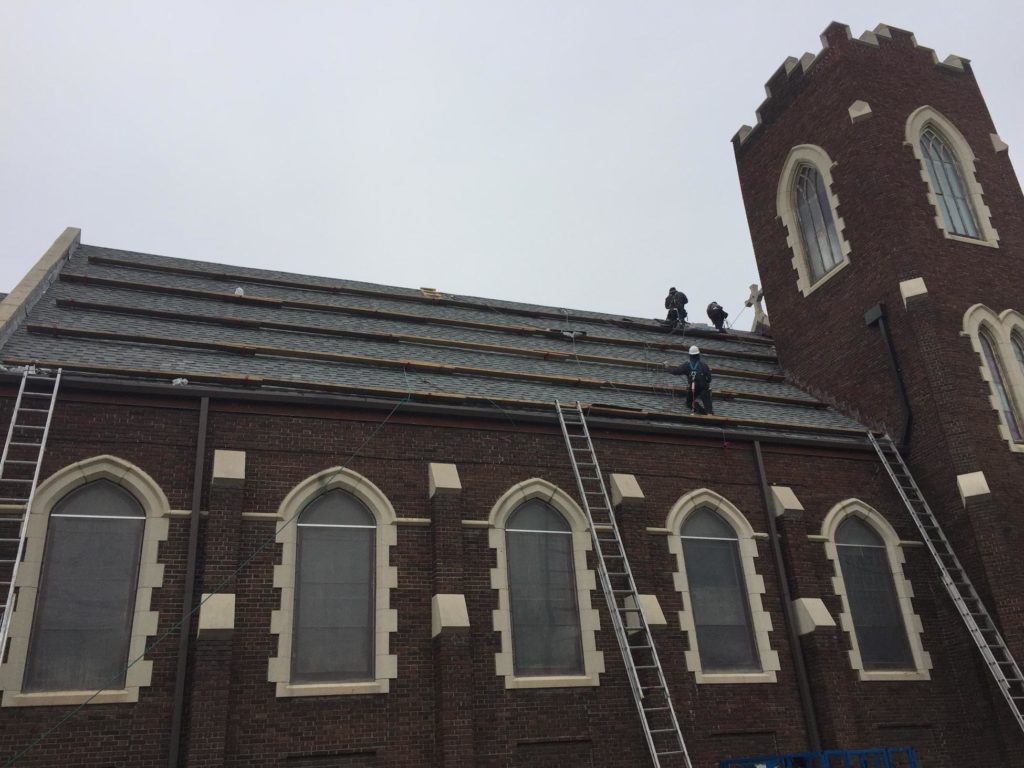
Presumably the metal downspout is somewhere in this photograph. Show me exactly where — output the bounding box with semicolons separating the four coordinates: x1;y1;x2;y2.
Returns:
865;303;914;449
753;440;822;752
168;396;209;767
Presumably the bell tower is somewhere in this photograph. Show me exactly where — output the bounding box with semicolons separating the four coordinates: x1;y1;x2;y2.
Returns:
733;22;1024;654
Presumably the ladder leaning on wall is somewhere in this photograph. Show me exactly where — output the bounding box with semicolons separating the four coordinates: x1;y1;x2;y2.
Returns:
869;432;1024;735
0;367;62;659
555;400;693;768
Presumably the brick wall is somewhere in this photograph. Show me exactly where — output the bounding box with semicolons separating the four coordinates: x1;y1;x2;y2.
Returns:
0;387;1020;766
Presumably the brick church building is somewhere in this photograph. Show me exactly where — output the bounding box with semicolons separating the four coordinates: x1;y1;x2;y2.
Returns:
0;21;1022;768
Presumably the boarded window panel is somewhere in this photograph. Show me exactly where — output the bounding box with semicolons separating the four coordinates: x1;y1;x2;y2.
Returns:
507;503;583;676
293;524;374;683
836;518;914;670
682;536;761;672
24;481;144;692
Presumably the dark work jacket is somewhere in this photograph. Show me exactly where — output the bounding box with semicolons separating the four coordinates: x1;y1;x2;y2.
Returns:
668;359;712;391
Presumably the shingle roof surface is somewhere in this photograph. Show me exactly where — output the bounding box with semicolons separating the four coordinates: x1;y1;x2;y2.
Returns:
0;243;868;436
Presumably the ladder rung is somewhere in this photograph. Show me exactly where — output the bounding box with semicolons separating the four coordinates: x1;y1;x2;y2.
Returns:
2;460;38;465
0;498;28;503
17;408;50;413
9;442;42;447
0;479;32;483
13;425;44;431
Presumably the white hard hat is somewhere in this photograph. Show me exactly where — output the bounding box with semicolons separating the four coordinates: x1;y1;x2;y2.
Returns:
689;345;700;355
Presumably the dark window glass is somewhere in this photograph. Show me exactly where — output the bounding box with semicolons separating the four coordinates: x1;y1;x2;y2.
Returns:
836;517;914;670
980;331;1023;441
1013;335;1024;380
506;500;583;676
681;508;761;673
292;490;375;683
24;480;145;692
919;127;980;238
795;164;844;282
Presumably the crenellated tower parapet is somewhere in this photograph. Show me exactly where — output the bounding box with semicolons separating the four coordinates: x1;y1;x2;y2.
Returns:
732;22;973;152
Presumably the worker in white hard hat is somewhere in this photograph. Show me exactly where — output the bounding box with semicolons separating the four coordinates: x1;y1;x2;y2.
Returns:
664;345;714;415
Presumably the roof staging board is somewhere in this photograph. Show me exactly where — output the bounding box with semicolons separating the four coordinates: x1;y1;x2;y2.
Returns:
0;242;870;439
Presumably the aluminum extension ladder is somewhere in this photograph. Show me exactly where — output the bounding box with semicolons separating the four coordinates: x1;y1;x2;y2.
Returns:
869;432;1024;734
0;367;61;658
555;401;692;768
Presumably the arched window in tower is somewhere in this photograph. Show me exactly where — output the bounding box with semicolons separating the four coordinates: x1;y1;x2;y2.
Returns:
292;490;376;683
794;164;845;282
505;500;584;676
680;507;760;673
979;330;1023;442
23;479;145;692
835;516;915;670
919;127;980;238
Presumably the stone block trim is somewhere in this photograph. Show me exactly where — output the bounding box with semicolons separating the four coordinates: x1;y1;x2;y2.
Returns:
0;455;169;707
956;471;991;507
899;278;929;309
487;478;604;689
428;462;462;498
665;488;780;684
0;227;79;348
792;597;836;636
609;472;644;508
197;593;236;640
267;466;398;697
211;450;246;488
431;594;470;638
820;499;932;681
769;485;804;519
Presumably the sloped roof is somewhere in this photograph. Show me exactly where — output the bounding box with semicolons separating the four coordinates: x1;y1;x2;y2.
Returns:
0;242;868;439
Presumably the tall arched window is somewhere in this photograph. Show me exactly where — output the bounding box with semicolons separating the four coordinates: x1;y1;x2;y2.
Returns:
979;331;1022;441
777;144;852;297
24;480;145;692
795;164;845;282
906;106;998;247
835;517;914;670
680;508;760;673
269;466;397;697
505;500;584;676
919;127;980;238
292;490;376;683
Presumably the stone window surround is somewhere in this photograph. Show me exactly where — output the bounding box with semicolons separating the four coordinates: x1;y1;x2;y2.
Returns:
0;455;169;707
821;499;932;682
776;144;853;297
905;105;999;248
268;466;398;697
487;478;605;689
665;488;780;684
962;304;1024;452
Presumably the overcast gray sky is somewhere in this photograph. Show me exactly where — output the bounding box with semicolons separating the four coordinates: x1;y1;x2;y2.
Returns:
2;2;1021;323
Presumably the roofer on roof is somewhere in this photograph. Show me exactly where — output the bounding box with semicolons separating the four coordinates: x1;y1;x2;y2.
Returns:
664;345;713;415
664;287;688;327
706;301;728;332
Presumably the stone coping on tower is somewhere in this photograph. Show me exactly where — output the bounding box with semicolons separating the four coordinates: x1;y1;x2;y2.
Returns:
732;22;970;151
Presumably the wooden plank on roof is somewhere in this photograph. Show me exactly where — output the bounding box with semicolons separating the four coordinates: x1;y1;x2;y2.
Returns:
58;274;780;362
